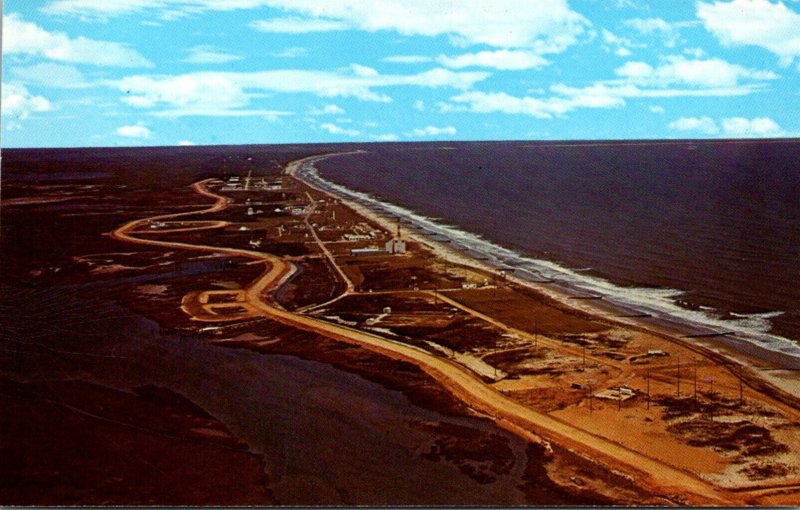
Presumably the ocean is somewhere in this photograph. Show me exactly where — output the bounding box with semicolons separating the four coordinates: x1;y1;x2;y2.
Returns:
311;140;800;360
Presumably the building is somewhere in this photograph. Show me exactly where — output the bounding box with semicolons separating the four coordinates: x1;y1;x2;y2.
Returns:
351;246;383;256
385;238;406;254
344;233;372;241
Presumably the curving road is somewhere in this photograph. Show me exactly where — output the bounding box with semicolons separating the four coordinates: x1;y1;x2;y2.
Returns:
110;165;742;506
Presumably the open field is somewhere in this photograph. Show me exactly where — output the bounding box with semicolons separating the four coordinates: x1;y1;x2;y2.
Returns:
2;148;799;505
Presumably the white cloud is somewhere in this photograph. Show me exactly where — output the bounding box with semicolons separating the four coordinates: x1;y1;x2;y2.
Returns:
116;124;152;138
601;29;638;56
666;115;786;137
273;47;308;58
382;55;434;64
437;50;548;70
625;17;674;35
614;56;778;88
118;74;251;109
624;17;684;47
350;64;379;77
698;0;800;66
413;100;426;111
1;83;54;121
13;63;89;88
406;125;457;137
446;87;628;119
42;0;171;19
668;116;719;134
442;54;776;121
310;104;346;115
683;47;706;58
183;45;242;64
116;67;490;115
444;75;764;120
319;122;360;136
178;140;196;145
721;117;784;137
152;109;291;119
371;133;400;141
249;17;349;33
2;13;152;67
649;105;665;113
44;1;591;52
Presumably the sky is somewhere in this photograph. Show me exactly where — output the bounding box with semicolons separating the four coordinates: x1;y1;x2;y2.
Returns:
2;0;800;147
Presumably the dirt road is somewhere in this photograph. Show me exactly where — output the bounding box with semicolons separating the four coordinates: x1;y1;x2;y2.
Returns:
110;167;741;506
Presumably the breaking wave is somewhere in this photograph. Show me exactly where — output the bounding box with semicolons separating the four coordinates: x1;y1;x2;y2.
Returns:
297;158;800;359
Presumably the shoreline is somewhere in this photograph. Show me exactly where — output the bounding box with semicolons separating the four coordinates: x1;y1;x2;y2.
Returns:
287;152;800;402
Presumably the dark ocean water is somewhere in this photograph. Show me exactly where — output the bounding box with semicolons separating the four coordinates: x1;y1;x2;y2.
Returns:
315;140;800;357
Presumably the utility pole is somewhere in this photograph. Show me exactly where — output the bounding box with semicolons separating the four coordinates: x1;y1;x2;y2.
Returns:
582;343;586;369
739;365;744;406
709;376;714;422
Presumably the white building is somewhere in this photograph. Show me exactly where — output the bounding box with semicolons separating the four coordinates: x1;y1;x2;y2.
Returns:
385;238;406;254
351;246;383;256
344;233;372;241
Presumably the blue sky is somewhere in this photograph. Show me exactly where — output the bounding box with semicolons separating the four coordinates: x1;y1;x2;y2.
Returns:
2;0;800;147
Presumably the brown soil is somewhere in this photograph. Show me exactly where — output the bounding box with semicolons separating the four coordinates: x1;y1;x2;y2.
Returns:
445;287;609;336
533;444;662;506
392;320;504;352
278;257;346;310
344;254;462;292
506;386;586;412
667;419;788;459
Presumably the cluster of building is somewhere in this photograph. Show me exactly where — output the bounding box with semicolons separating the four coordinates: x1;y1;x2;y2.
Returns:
220;175;285;192
350;237;407;256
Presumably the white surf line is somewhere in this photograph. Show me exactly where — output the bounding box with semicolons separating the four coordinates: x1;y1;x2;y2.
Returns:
292;153;800;361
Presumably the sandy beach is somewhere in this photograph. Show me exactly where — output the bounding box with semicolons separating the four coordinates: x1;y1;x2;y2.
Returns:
286;152;800;503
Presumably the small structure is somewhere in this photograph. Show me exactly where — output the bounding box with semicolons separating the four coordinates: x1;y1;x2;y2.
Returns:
351;246;383;256
595;386;637;401
383;307;391;314
647;349;669;357
249;239;262;248
344;233;372;242
385;238;406;254
385;217;407;254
